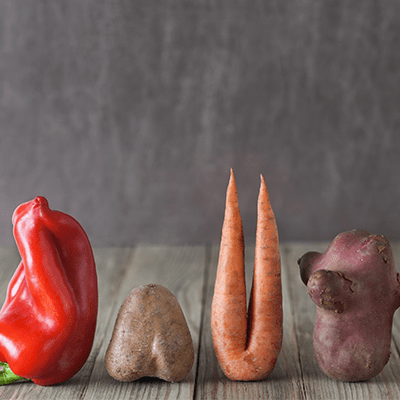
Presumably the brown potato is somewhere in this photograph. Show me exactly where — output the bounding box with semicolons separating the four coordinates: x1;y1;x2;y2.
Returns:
105;284;194;383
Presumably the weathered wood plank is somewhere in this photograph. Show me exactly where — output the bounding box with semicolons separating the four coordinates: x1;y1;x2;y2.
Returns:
382;241;400;399
196;241;400;400
1;242;400;399
195;244;305;399
83;245;206;400
0;247;135;400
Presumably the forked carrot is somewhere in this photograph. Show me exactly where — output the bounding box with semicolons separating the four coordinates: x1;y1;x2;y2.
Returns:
211;169;283;381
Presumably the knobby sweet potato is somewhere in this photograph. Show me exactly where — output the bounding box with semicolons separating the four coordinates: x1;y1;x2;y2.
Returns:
298;229;400;381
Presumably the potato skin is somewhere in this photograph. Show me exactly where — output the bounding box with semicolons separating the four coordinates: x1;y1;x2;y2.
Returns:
105;284;194;383
298;229;400;381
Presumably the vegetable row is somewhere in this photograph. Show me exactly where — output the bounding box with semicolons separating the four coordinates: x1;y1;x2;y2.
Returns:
0;169;398;386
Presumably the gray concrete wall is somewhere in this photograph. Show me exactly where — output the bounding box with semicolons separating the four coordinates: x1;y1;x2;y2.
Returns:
1;1;400;246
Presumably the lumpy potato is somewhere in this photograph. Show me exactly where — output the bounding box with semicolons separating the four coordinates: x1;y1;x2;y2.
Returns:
105;284;194;383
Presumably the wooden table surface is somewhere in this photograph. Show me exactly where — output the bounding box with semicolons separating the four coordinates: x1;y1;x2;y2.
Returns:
0;242;400;399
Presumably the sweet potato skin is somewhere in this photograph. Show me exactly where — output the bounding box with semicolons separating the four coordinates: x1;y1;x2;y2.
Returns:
298;229;400;381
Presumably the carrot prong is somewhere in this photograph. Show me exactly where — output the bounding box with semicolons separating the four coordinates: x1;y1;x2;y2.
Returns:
211;169;247;359
247;174;282;365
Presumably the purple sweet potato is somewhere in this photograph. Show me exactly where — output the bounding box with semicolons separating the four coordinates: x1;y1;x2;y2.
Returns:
298;229;400;381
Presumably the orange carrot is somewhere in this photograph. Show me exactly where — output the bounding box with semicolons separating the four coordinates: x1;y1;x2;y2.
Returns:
211;169;283;381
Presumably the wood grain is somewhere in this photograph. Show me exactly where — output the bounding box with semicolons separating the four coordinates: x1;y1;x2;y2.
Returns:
84;245;206;400
0;244;400;399
195;245;299;399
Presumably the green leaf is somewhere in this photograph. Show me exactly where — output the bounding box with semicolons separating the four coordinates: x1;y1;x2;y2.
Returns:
0;362;30;385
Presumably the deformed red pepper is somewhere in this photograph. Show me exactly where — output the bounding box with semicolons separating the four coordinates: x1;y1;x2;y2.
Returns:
0;196;98;386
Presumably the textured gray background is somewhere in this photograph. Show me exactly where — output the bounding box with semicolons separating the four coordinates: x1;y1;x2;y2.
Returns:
1;1;400;247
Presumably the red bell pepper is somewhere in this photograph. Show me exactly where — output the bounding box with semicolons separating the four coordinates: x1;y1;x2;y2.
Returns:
0;196;98;386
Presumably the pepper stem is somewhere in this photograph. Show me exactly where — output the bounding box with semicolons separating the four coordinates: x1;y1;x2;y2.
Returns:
0;362;30;385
